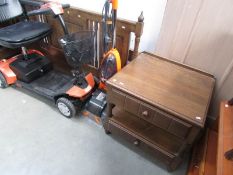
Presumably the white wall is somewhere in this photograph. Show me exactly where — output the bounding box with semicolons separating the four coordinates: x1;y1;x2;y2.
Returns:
58;0;167;52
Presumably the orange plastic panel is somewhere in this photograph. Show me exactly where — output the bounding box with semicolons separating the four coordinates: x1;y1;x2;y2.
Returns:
66;73;95;98
0;57;17;85
104;48;121;72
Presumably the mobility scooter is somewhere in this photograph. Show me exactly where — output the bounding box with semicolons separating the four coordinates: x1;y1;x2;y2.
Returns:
0;0;96;118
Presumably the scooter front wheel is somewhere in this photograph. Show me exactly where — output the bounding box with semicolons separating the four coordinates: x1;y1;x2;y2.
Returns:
56;97;76;118
0;72;8;89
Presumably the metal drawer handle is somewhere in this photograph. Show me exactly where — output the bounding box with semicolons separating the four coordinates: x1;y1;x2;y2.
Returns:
142;110;148;116
133;140;140;146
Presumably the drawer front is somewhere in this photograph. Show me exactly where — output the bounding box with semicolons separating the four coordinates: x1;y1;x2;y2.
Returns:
108;120;175;165
168;118;192;139
108;88;192;139
124;96;140;116
139;104;192;139
138;103;155;122
108;88;125;108
139;103;172;131
153;110;172;130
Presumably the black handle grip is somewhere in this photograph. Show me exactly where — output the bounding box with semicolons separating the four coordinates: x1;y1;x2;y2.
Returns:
20;0;44;7
27;3;70;16
62;4;70;9
27;8;51;16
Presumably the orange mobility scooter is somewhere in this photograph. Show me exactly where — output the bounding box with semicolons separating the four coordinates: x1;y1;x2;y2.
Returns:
0;0;96;118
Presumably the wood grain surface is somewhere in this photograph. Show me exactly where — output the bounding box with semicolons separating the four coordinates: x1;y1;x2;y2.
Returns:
217;101;233;175
107;52;215;127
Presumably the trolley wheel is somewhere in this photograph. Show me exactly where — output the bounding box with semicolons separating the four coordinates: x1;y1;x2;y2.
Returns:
56;97;76;118
0;72;8;89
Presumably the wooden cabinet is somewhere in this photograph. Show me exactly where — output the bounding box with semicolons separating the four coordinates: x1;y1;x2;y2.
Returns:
187;100;233;175
217;101;233;175
104;52;215;170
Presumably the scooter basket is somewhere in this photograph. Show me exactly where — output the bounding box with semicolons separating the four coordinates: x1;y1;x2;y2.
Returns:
59;31;95;68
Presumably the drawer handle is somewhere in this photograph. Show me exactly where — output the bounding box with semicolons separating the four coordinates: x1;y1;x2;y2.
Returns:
133;140;140;146
142;110;148;116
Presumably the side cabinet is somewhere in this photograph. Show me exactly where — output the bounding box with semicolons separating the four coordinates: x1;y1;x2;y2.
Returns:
104;52;215;171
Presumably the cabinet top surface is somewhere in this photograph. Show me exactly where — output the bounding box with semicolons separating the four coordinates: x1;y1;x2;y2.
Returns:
107;53;215;127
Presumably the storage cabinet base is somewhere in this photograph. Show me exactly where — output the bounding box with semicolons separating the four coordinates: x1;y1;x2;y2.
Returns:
106;118;183;171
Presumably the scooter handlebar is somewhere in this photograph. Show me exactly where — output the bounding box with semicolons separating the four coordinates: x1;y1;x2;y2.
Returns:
27;3;70;16
20;0;44;7
62;4;70;9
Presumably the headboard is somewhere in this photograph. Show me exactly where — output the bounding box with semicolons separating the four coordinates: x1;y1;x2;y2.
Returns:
26;1;144;68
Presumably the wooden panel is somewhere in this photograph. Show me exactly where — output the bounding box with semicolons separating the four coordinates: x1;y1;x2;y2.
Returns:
168;118;192;139
138;102;172;130
138;103;155;123
156;0;205;62
110;107;184;155
107;87;126;108
41;3;143;67
155;0;187;61
124;95;140;116
155;0;233;117
25;0;144;70
108;117;175;167
116;32;130;66
184;0;233;81
187;129;217;175
153;111;172;130
187;101;233;175
204;130;218;175
107;52;215;127
217;101;233;175
212;70;233;116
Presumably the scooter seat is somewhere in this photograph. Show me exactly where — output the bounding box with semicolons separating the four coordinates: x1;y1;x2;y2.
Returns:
0;21;51;48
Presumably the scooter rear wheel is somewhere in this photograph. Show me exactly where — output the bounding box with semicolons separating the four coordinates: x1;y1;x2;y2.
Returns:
56;97;76;118
0;72;8;89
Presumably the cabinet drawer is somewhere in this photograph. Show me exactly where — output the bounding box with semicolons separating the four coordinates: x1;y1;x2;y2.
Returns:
108;88;192;139
108;88;125;108
138;103;172;131
124;96;140;116
168;118;192;139
153;110;172;130
138;103;155;122
108;119;175;165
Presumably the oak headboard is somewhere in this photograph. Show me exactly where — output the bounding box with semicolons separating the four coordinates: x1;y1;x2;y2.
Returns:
26;1;144;68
